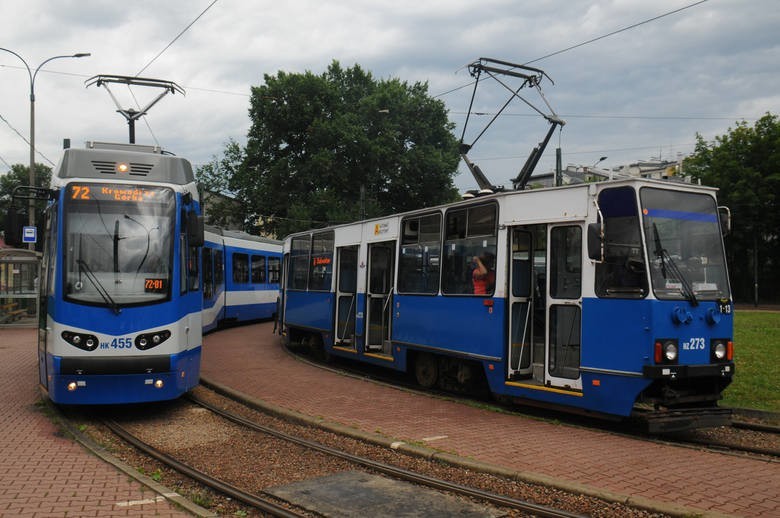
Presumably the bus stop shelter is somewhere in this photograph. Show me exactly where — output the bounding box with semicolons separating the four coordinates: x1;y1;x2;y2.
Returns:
0;248;39;327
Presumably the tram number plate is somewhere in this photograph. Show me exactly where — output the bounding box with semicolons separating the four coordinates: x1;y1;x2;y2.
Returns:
100;337;133;349
718;299;732;314
682;337;706;351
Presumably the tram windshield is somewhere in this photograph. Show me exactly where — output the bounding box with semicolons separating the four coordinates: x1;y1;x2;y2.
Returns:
63;183;175;308
640;187;730;302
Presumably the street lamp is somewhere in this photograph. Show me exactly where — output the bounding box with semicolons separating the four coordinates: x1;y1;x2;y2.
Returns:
592;156;608;168
0;48;90;247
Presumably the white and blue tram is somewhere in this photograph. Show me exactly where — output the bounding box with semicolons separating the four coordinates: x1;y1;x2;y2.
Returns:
24;141;207;404
16;143;285;405
280;178;735;431
202;227;282;332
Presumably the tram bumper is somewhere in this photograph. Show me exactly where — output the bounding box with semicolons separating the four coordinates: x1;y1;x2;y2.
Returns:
642;362;734;379
635;362;735;433
633;406;733;434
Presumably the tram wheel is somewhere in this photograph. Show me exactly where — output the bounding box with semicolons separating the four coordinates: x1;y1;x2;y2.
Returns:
414;352;438;388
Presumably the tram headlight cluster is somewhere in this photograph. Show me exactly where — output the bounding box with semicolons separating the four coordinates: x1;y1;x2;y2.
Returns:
135;330;172;350
654;339;678;364
711;339;733;362
61;331;100;351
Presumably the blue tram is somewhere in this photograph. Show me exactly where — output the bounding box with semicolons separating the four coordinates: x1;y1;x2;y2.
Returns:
5;142;282;405
280;178;735;431
26;142;207;404
202;227;282;332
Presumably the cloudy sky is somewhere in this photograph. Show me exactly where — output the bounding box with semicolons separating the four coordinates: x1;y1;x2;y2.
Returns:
1;0;778;192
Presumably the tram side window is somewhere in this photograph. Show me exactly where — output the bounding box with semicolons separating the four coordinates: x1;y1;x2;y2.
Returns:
188;245;199;291
268;257;281;284
398;213;441;294
442;203;497;295
233;253;249;284
251;255;266;283
550;226;582;299
595;187;648;298
309;231;334;291
179;211;199;293
203;248;214;299
289;236;310;290
215;250;224;286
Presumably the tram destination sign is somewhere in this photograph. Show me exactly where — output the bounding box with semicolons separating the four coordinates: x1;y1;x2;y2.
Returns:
68;183;166;203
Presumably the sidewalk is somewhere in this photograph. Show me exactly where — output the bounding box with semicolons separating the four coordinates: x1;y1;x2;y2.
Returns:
202;321;780;518
0;328;193;517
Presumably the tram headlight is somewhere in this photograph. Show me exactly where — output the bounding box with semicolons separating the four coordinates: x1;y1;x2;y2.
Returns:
654;339;678;364
135;330;172;350
67;382;78;392
62;331;100;351
711;339;733;362
664;342;678;362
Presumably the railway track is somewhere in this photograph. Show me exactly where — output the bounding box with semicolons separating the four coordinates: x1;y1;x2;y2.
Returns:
187;393;584;517
104;419;305;518
98;389;594;518
286;342;780;460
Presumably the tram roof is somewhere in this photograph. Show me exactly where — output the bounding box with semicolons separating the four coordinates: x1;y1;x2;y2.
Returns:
52;143;194;186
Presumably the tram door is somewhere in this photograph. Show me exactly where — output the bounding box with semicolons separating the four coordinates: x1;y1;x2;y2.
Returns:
365;241;395;355
507;228;534;378
334;246;358;350
545;225;583;389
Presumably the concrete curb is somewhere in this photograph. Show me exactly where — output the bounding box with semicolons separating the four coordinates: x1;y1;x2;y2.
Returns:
201;377;728;518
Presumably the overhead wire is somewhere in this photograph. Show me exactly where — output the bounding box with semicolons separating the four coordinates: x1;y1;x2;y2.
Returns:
434;0;710;99
135;0;219;77
128;0;221;146
0;112;56;166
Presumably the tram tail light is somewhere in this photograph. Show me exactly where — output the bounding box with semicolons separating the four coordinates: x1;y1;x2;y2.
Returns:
727;341;733;361
654;339;678;364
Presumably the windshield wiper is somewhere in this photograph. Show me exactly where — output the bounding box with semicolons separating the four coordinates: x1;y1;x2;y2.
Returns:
76;259;121;315
652;223;698;307
124;214;158;273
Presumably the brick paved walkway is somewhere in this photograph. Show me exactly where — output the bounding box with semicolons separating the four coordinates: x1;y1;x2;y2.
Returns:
0;328;191;517
202;322;780;518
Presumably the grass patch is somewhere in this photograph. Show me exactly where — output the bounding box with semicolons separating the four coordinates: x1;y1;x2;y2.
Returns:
721;311;780;412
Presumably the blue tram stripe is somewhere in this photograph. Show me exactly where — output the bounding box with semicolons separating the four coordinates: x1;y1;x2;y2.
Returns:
644;208;718;223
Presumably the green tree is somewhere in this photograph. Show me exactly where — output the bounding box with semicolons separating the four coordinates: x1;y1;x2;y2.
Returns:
0;163;52;243
233;61;460;237
196;139;248;230
684;113;780;303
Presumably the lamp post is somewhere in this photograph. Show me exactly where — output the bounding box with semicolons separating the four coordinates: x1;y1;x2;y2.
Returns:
0;48;90;248
591;156;608;168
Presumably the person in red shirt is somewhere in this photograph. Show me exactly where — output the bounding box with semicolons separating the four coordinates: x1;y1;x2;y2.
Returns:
472;253;495;295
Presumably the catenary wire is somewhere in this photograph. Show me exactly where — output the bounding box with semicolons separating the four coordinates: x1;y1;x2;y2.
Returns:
433;0;710;99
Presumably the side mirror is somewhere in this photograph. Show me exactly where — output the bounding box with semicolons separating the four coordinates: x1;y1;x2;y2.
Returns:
4;206;21;247
718;206;731;236
187;211;204;247
587;222;603;262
